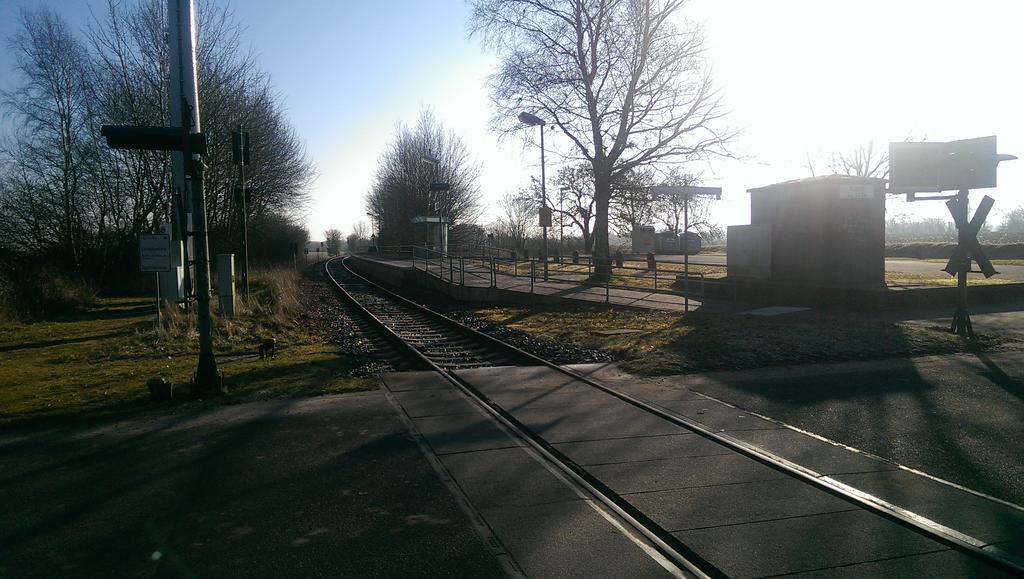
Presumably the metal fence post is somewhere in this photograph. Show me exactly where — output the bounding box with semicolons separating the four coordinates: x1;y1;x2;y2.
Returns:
490;256;496;288
530;260;535;293
460;257;465;286
448;255;453;284
606;275;610;303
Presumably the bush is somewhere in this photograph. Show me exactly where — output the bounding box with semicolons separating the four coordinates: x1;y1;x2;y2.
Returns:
0;263;96;320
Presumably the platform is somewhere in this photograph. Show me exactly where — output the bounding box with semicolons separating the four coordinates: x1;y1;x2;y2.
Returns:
350;254;713;312
385;365;1024;577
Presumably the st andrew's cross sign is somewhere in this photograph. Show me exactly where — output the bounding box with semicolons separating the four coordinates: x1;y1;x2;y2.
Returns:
890;135;1015;337
943;195;997;279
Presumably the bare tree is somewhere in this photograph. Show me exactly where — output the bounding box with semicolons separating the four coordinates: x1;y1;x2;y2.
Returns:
1;6;92;267
828;141;888;178
0;0;314;280
1000;206;1024;234
652;166;721;242
366;109;482;247
494;191;537;251
610;168;656;236
552;163;596;253
471;0;734;274
323;228;343;256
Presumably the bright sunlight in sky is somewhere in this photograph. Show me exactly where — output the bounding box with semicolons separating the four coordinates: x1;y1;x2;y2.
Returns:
2;0;1022;240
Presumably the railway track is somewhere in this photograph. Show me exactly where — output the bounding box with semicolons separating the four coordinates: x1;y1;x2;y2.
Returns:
325;256;1023;578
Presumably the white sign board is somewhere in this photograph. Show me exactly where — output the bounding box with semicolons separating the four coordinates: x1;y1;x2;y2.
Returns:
889;136;1001;192
140;234;171;272
649;185;723;199
839;184;875;199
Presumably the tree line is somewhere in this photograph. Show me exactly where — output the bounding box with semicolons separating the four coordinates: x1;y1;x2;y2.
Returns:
0;1;314;289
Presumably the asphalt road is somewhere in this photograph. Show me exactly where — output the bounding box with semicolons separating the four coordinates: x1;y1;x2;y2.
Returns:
0;392;504;577
651;253;1024;280
652;253;1024;280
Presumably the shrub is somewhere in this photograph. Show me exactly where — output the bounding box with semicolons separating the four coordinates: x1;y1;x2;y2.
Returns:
0;263;96;320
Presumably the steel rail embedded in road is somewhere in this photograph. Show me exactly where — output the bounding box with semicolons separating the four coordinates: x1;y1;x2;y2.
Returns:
325;256;1024;577
325;257;715;578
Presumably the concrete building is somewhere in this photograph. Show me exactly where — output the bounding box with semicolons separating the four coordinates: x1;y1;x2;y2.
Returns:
728;175;886;288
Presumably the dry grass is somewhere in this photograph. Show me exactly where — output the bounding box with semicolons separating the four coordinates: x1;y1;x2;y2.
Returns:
472;305;1020;375
884;271;1016;287
0;266;372;426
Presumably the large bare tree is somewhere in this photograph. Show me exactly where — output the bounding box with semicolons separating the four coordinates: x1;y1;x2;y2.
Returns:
1;7;93;267
471;0;733;274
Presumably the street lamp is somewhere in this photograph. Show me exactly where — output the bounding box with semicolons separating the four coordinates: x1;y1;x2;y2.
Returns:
519;111;549;280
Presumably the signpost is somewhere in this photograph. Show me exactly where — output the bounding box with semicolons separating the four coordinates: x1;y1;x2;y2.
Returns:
890;136;1015;336
140;234;171;326
139;234;172;272
649;185;722;312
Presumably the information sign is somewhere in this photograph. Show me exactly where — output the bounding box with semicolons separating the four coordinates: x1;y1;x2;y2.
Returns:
140;234;171;272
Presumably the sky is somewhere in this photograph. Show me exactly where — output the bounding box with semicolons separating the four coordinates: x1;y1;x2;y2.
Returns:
2;0;1022;241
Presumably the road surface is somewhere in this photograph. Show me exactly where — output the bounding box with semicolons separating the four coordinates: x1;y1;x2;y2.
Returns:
652;254;1024;281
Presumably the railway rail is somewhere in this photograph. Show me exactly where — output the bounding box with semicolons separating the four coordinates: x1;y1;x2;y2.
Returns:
325;256;1023;578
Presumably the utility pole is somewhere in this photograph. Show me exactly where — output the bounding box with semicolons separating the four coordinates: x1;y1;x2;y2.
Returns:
169;0;221;395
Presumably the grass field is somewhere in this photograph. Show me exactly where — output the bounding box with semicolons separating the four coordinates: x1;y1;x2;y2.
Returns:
0;268;373;426
472;305;1020;375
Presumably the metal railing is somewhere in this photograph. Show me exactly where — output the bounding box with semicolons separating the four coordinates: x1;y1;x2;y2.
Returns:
392;245;714;305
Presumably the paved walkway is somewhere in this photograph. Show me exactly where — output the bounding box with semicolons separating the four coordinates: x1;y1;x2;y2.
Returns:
368;256;710;312
417;364;1022;576
0;393;505;577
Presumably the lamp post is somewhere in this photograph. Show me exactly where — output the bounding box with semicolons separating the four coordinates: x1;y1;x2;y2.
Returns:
559;185;570;259
519;112;548;280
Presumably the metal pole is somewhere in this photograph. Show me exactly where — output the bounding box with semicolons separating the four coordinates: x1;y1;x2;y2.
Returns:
461;257;465;286
951;189;973;337
683;194;690;313
559;186;564;260
237;125;250;300
189;159;221;393
531;260;535;293
169;0;199;306
170;0;220;394
155;273;161;328
540;126;549;281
